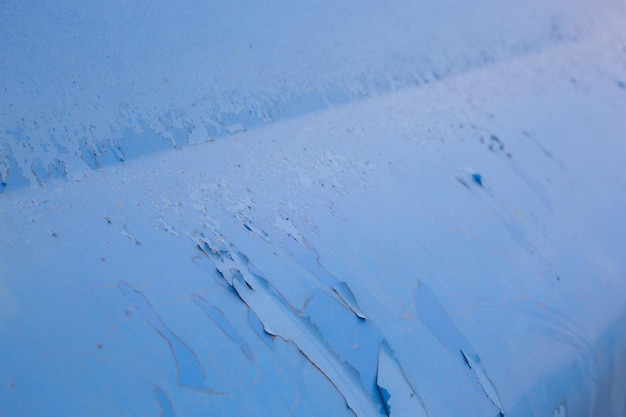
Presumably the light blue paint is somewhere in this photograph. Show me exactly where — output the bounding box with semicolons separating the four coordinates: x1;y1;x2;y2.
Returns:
118;283;208;392
1;1;626;416
193;295;252;360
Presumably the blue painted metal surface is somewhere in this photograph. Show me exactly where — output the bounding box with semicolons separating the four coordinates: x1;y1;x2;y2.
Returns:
2;1;626;416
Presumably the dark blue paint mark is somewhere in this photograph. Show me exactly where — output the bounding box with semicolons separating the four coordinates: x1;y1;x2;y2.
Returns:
471;173;484;187
118;282;207;392
616;80;625;90
378;385;391;416
193;295;252;360
154;387;176;417
472;173;483;187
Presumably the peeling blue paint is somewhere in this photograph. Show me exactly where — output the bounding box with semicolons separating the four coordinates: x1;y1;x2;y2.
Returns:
416;283;506;414
118;283;209;393
333;281;368;320
1;1;626;416
193;295;252;360
377;342;427;417
462;349;506;416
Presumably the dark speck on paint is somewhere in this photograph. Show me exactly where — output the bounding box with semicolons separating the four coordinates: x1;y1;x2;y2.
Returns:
471;173;484;187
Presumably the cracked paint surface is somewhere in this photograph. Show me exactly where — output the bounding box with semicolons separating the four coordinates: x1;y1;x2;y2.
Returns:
2;1;626;417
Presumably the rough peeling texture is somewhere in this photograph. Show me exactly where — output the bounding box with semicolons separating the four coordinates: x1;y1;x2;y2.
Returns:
1;1;626;417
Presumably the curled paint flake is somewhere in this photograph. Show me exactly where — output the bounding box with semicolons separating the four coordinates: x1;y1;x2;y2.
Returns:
333;281;367;320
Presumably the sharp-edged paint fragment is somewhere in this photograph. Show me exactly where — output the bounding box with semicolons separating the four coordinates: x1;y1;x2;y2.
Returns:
191;230;247;287
193;295;252;360
376;341;428;417
230;271;381;417
461;349;506;416
118;282;208;392
202;244;383;417
283;236;372;318
333;281;367;319
303;290;382;397
154;387;176;417
192;229;390;414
